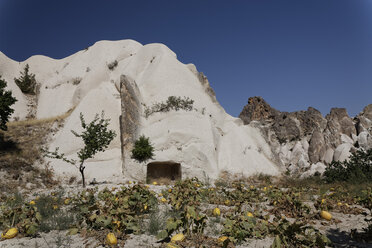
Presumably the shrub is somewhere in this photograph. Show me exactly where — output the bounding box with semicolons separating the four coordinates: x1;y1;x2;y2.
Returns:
144;96;194;118
323;149;372;184
44;111;116;187
72;77;82;85
131;135;154;163
36;194;77;232
14;64;37;94
0;76;17;131
107;60;118;70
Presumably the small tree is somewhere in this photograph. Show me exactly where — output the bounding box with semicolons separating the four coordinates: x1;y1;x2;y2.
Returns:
0;76;17;131
14;64;37;94
44;112;116;187
131;135;154;163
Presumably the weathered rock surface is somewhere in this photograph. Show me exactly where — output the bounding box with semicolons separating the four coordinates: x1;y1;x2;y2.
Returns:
1;40;281;183
239;97;372;176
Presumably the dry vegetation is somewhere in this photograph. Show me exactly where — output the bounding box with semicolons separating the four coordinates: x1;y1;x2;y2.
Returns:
0;110;74;199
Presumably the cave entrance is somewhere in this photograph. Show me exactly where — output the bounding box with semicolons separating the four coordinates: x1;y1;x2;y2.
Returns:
146;161;181;184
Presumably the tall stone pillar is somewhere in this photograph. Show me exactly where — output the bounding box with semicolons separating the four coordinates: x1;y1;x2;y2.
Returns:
120;75;141;173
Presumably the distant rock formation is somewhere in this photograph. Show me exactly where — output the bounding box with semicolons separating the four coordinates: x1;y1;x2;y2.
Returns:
239;96;372;176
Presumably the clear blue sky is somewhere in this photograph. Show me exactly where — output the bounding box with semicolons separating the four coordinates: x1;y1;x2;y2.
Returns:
1;0;371;117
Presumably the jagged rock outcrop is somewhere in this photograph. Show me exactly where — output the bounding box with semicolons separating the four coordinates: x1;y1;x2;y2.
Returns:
239;97;372;176
239;96;279;124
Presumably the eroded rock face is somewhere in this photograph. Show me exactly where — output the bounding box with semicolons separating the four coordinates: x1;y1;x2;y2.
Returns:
239;97;372;176
239;97;279;124
119;75;142;174
308;131;326;164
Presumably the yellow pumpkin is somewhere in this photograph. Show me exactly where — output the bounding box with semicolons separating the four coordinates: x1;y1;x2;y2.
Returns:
171;233;185;242
213;207;221;216
218;236;228;243
1;228;18;239
320;210;332;221
247;212;254;217
30;200;36;205
167;243;180;248
106;232;117;246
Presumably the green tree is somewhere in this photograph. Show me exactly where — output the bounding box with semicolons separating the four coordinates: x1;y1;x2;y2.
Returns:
324;149;372;183
131;135;154;163
0;76;17;131
44;112;116;187
14;64;37;94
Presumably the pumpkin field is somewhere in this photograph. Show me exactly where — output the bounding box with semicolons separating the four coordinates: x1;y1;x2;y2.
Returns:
0;176;371;248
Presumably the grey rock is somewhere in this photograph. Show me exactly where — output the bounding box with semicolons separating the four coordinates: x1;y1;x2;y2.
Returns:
120;75;142;171
308;131;326;164
239;96;279;124
239;96;371;176
325;108;356;138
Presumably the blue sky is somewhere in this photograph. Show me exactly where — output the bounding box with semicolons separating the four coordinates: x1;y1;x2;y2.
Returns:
1;0;371;117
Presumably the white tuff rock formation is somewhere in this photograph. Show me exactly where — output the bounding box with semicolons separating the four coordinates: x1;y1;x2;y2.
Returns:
0;40;280;183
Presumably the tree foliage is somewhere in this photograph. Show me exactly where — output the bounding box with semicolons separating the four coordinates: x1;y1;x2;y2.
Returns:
71;112;116;163
324;149;372;183
131;135;154;163
0;76;17;131
14;64;37;95
44;112;116;187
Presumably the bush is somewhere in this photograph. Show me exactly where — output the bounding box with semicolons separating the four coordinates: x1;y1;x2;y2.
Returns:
324;149;372;184
0;76;17;131
36;194;77;232
144;96;194;118
107;60;118;70
131;135;154;163
14;64;37;95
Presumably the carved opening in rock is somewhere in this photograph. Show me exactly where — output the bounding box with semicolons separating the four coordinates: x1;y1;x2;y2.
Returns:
146;161;181;184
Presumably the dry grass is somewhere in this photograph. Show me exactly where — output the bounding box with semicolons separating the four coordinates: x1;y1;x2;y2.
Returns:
0;109;74;197
7;107;74;128
215;170;280;188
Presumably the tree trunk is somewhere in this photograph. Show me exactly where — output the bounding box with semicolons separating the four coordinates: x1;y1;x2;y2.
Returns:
79;162;86;188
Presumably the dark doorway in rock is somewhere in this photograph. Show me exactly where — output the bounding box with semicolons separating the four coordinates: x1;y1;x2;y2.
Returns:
147;161;181;184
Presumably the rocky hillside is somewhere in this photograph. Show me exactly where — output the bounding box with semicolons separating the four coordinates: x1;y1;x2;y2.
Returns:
239;96;372;176
0;40;280;184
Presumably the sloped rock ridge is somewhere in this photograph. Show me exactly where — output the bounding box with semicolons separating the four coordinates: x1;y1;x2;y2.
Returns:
0;40;281;183
239;96;372;176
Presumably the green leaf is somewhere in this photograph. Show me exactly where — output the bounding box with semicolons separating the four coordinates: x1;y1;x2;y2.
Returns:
67;228;79;235
271;235;282;248
157;230;168;240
